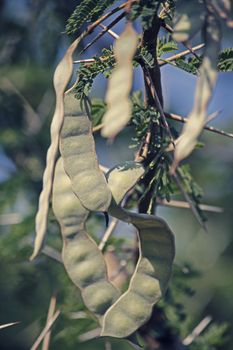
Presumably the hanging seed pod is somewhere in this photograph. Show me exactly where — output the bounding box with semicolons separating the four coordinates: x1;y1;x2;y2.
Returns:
31;36;83;260
173;13;221;170
101;22;138;138
100;164;175;338
60;92;112;212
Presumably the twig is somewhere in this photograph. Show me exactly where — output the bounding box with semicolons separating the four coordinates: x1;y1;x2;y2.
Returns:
206;110;221;123
161;22;202;60
183;316;212;346
74;42;203;67
42;245;62;263
78;328;101;342
158;43;205;66
172;171;207;231
0;213;23;225
74;58;96;64
98;218;118;251
157;199;223;213
105;340;112;350
93;111;232;141
42;295;57;350
166;112;233;139
30;310;60;350
80;12;125;54
143;68;174;143
99;23;119;39
0;322;19;330
92;123;104;132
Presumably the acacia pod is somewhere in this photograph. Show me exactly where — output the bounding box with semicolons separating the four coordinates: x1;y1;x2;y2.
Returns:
52;157;120;318
100;165;175;338
31;36;82;260
173;0;205;42
173;14;221;169
60;92;112;212
105;161;145;204
101;22;138;138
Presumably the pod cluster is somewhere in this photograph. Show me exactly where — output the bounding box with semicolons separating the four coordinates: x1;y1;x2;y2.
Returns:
32;28;175;345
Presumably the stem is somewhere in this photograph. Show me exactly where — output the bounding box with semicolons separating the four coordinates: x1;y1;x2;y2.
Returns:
138;15;167;215
30;310;60;350
166;112;233;139
159;43;205;66
99;23;119;39
80;12;125;54
161;21;202;60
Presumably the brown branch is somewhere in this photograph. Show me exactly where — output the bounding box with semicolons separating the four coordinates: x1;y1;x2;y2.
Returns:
161;21;202;60
166;112;233;139
143;68;174;142
172;171;207;231
30;310;60;350
98;218;118;251
157;199;223;213
98;24;119;39
42;295;57;350
92;112;233;140
183;316;212;346
138;14;164;215
158;43;205;67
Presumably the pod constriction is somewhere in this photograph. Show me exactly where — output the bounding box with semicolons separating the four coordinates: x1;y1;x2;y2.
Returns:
100;165;175;338
60;92;112;212
52;158;120;319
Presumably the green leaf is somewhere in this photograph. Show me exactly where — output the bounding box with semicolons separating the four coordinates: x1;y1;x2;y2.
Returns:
66;0;117;35
218;47;233;72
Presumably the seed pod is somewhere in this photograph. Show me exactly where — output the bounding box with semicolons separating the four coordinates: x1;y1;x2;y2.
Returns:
31;36;82;260
100;165;175;338
105;161;145;204
52;157;120;318
60;92;112;212
101;22;138;138
173;14;221;170
173;0;205;42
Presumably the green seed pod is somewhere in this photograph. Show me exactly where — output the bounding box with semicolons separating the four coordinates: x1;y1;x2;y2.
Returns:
31;36;83;260
100;165;175;338
52;157;120;318
106;161;145;204
101;22;138;138
60;92;112;212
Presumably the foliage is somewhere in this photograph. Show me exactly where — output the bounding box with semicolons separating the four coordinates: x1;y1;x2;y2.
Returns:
131;0;166;29
66;0;117;35
74;48;115;99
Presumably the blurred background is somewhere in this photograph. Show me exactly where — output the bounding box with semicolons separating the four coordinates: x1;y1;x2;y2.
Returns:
0;0;233;349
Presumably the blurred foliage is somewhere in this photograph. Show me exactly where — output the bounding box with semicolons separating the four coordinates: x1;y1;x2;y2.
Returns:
0;1;233;350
